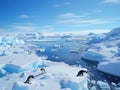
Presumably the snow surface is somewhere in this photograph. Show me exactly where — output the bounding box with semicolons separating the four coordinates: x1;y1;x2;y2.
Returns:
0;33;89;90
0;53;88;90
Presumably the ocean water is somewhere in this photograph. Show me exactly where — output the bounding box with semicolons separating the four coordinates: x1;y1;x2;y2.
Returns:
35;40;120;84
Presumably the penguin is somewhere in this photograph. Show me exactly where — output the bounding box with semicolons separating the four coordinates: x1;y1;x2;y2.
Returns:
24;75;34;84
76;70;87;76
40;68;46;74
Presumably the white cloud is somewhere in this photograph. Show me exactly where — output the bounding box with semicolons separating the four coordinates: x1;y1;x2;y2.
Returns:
64;2;71;5
53;4;61;7
103;0;120;3
57;13;109;26
53;2;71;7
57;18;108;25
19;14;35;19
13;25;37;31
43;29;110;36
58;13;85;18
19;14;30;19
39;25;54;32
61;29;110;34
95;10;103;13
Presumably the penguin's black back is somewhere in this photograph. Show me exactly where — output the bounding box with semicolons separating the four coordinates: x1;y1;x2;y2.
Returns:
24;75;34;84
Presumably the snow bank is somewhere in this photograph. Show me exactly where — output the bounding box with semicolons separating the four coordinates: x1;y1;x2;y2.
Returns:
82;51;105;62
97;61;120;77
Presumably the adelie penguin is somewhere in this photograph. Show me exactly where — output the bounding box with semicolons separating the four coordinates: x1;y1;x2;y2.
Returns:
40;68;46;74
76;70;87;76
24;75;34;84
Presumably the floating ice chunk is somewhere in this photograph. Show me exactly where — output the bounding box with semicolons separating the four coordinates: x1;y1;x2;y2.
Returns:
70;50;79;54
97;61;120;77
111;82;117;87
89;86;97;90
97;81;110;90
82;51;105;62
39;48;45;52
55;56;59;59
52;44;59;48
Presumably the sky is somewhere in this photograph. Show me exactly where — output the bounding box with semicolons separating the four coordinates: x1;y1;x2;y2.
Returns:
0;0;120;34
